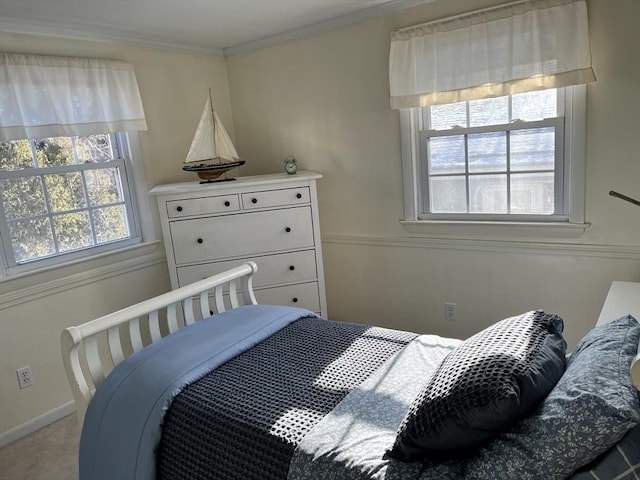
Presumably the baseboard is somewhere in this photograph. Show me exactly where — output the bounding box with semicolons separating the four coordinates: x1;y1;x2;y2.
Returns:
0;401;76;449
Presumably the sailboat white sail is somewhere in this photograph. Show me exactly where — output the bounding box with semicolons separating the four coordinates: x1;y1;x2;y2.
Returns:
182;89;245;182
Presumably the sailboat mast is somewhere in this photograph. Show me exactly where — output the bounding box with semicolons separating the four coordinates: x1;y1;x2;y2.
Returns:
208;88;218;164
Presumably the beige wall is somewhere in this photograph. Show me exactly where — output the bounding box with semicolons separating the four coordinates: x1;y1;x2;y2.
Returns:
0;33;233;435
226;0;640;345
1;0;639;438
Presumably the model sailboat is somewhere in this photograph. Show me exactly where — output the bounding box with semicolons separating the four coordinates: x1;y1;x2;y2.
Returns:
182;89;245;182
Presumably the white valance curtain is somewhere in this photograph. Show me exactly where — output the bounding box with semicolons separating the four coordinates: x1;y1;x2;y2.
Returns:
389;0;596;109
0;53;147;141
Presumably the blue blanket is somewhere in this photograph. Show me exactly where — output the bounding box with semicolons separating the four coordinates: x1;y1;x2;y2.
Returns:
79;304;316;480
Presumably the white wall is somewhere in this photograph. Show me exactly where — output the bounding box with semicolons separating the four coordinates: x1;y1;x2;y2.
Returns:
226;0;640;347
0;33;234;436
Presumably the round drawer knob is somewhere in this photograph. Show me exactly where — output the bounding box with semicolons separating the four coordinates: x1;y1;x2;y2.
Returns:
197;238;203;244
176;206;183;212
292;297;299;303
224;201;230;207
296;193;302;199
251;198;258;204
285;227;291;233
289;265;295;271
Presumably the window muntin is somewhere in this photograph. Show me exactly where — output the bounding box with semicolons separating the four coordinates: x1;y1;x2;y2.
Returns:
0;133;139;271
417;89;566;220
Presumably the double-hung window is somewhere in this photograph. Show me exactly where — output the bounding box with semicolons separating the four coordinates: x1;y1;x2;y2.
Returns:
390;0;595;232
410;87;582;221
0;133;139;270
0;53;147;276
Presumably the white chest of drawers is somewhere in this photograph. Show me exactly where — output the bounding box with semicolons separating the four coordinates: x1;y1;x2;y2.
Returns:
150;172;326;316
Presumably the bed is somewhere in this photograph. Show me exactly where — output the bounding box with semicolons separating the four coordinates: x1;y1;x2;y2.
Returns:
62;262;640;480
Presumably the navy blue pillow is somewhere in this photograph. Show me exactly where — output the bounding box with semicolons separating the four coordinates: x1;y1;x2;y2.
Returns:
465;315;640;480
389;311;567;461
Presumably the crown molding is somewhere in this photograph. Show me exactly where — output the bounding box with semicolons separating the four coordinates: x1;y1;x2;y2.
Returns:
0;16;224;56
223;0;435;56
0;0;434;57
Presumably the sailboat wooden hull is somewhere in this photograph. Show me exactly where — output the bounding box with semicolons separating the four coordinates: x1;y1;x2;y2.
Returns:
182;160;246;181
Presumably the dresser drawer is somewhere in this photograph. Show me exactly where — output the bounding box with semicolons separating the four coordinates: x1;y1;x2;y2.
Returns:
166;195;240;218
256;282;320;312
170;206;315;264
242;187;309;210
176;250;318;287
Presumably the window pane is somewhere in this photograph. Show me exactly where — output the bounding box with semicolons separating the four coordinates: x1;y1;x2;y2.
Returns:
511;172;555;214
511;128;555;171
0;140;34;171
74;135;115;163
430;176;467;213
469;174;507;213
93;205;129;243
429;136;465;174
430;102;467;130
9;217;55;263
85;168;124;205
44;173;87;212
469;96;509;127
53;212;93;252
512;89;557;121
468;132;506;173
0;177;47;219
35;137;75;167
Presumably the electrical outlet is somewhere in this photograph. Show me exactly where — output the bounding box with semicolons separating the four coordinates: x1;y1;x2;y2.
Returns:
16;366;33;389
445;302;456;321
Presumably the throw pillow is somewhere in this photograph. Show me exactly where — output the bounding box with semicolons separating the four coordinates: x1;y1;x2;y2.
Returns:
389;310;567;461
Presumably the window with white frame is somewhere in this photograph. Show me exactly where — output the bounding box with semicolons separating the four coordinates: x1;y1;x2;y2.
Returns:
0;133;140;270
390;0;595;228
0;53;147;275
405;86;585;221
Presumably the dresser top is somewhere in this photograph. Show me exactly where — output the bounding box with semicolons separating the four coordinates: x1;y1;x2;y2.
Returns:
596;281;640;326
150;171;322;196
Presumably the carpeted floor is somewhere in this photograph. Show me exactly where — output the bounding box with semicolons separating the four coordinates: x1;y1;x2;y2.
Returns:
0;414;79;480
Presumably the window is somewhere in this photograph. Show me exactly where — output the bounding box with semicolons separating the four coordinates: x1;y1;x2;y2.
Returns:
390;1;594;233
401;85;586;228
0;53;148;276
0;133;140;273
404;87;583;222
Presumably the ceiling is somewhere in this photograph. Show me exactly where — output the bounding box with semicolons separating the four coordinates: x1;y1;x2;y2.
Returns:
0;0;433;56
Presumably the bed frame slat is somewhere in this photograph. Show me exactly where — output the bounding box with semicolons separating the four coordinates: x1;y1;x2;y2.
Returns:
229;279;240;309
108;326;125;366
61;261;259;425
85;336;105;388
199;291;210;319
214;285;226;313
167;303;179;334
129;318;144;353
184;297;195;325
149;310;162;343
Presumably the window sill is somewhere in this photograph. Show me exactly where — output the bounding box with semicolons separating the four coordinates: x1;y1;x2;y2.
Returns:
400;219;590;241
0;240;165;308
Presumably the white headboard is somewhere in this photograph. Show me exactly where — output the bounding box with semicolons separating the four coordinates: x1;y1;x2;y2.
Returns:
596;281;640;388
